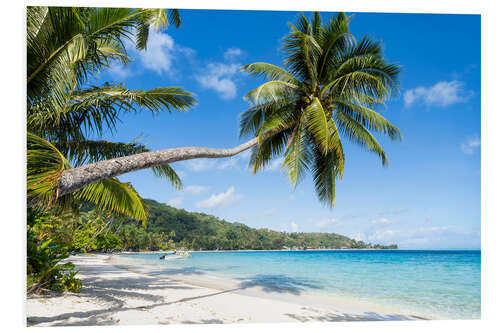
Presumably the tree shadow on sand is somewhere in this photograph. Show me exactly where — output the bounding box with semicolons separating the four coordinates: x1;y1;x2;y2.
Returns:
236;274;322;295
285;307;427;322
27;263;425;326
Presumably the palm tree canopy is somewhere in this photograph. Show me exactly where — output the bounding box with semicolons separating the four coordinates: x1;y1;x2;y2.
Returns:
241;12;402;208
27;7;194;221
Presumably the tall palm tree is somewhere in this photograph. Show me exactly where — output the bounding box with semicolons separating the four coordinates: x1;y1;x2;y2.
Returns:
27;7;196;220
241;12;401;207
31;11;401;210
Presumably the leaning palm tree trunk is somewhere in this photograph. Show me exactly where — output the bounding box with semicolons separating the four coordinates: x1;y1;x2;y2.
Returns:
57;132;277;197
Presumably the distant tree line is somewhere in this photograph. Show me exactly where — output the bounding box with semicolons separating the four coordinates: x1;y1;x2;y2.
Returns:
78;199;397;251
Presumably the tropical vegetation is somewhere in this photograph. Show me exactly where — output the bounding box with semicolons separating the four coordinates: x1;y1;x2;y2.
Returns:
27;7;195;219
28;200;396;265
26;6;192;294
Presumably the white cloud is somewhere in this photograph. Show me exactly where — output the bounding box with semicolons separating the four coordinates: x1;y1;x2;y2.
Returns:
354;225;479;248
224;47;244;60
196;186;243;209
263;208;277;216
371;217;392;225
238;149;252;161
290;221;299;233
167;197;183;207
404;80;472;108
351;232;365;242
315;218;339;229
139;30;176;75
460;136;481;155
196;63;240;99
183;185;209;195
183;159;218;171
217;158;239;170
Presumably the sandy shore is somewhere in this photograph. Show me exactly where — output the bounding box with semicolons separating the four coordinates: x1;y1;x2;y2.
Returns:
26;254;428;326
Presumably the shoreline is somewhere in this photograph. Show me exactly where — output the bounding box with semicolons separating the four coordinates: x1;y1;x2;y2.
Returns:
111;254;437;320
27;254;432;326
105;248;480;255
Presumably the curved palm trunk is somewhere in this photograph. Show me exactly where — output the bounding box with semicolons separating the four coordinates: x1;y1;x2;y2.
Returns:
57;136;263;197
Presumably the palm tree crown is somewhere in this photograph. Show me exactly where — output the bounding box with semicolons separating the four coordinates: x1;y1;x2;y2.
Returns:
241;12;402;208
27;7;195;220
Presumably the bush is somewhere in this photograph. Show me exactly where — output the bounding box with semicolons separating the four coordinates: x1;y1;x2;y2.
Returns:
27;209;82;294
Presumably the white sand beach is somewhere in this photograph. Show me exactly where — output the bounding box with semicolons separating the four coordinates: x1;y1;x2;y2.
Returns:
26;254;429;326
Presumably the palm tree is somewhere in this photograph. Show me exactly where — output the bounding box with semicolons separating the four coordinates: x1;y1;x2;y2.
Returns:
27;7;196;220
240;12;401;207
30;11;401;210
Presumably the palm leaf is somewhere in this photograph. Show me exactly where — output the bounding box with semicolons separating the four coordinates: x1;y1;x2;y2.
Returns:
74;178;149;224
243;62;299;84
27;132;71;208
304;97;329;154
249;129;291;174
244;80;298;104
333;99;402;141
334;110;388;165
282;123;311;188
151;164;182;190
311;147;338;208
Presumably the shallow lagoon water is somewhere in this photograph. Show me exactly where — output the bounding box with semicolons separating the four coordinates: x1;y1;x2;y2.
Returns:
118;250;480;319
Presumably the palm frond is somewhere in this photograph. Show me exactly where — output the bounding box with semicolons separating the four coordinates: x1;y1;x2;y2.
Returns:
29;84;196;140
136;9;181;50
167;9;182;28
326;118;345;178
283;21;322;83
317;12;355;81
27;132;71;208
74;178;149;224
334;110;388;166
311;146;338;208
282;123;312;188
239;100;294;138
304;98;329;154
249;129;291;174
151;164;182;190
244;80;299;104
242;62;299;84
333;99;402;141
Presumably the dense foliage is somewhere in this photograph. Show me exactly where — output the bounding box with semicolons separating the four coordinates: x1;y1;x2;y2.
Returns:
115;199;397;251
27;209;82;295
26;7;190;295
27;7;194;219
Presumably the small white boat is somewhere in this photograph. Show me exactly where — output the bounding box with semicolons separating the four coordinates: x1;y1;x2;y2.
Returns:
160;251;189;260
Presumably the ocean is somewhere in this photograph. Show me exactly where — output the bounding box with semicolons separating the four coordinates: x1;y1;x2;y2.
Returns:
116;249;480;319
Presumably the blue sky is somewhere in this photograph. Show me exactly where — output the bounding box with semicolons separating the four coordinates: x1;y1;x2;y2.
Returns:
94;10;480;249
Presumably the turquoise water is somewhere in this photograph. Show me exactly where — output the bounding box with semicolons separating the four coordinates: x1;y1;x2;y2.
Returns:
119;250;480;319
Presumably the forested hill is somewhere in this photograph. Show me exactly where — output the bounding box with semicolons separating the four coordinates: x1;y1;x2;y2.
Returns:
123;199;397;250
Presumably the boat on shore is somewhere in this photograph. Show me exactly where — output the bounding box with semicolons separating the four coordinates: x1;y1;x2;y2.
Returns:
159;250;189;260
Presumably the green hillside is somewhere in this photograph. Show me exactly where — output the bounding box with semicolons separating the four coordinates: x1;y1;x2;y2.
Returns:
121;199;397;251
